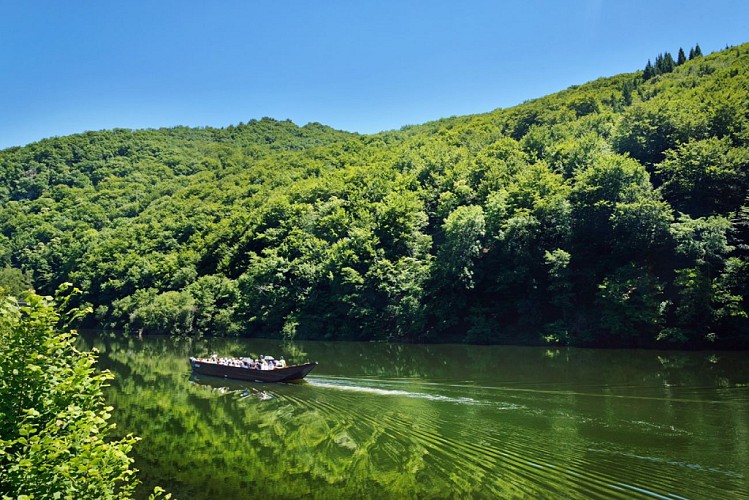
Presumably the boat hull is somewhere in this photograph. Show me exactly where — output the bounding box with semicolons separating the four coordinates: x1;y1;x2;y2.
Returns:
189;358;317;383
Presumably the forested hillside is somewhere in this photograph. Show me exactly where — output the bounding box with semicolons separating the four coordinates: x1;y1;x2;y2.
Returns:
1;44;748;348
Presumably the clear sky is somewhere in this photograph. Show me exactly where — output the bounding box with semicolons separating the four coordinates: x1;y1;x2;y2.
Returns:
2;1;748;150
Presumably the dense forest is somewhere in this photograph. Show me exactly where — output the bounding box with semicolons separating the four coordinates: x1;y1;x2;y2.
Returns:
1;44;748;348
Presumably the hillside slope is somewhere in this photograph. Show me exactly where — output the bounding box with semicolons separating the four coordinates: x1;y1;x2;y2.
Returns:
1;44;748;347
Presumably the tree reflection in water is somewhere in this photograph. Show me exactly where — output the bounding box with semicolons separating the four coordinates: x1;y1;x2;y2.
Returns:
80;333;749;499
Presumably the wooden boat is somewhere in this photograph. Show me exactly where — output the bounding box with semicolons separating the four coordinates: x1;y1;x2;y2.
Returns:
189;357;317;383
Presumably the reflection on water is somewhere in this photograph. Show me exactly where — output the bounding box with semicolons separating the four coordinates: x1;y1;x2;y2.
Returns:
80;333;749;499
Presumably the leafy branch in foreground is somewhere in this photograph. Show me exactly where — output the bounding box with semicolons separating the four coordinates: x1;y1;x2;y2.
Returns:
0;286;169;498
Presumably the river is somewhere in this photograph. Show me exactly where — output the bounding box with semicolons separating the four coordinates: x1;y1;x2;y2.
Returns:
80;334;749;499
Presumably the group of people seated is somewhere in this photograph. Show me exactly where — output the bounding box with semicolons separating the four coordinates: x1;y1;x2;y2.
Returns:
244;355;287;370
194;354;287;370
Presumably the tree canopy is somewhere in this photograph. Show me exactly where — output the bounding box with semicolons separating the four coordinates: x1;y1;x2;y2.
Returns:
1;44;748;348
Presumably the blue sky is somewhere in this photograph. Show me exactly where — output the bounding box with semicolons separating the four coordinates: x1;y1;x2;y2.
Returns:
2;1;748;150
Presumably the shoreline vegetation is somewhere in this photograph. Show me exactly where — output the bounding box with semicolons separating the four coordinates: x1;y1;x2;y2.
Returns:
0;288;169;498
1;43;748;349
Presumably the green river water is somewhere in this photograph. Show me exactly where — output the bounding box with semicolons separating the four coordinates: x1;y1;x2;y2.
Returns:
81;334;749;499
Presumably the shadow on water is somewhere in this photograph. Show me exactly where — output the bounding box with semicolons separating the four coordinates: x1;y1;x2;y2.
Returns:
79;332;749;499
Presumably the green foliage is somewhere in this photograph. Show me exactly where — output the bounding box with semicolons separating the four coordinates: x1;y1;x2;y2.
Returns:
656;138;749;216
0;267;33;297
670;214;732;267
0;288;142;498
596;263;665;344
663;214;735;342
436;205;486;287
1;43;749;347
677;48;687;66
645;46;700;80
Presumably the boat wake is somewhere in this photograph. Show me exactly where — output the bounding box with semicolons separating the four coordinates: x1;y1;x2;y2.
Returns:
306;375;523;409
184;373;747;498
